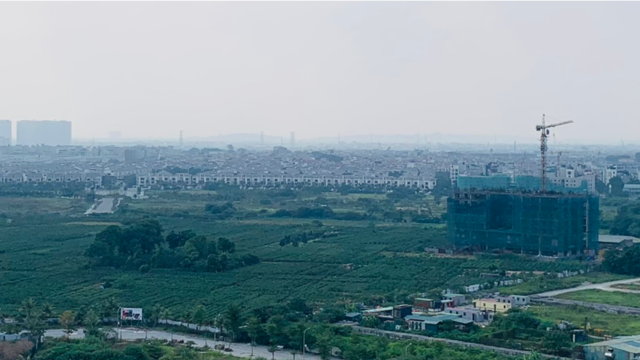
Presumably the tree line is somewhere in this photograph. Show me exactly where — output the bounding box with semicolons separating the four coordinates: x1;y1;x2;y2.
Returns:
84;219;259;273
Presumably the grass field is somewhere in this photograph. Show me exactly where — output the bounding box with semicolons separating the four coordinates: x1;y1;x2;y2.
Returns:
530;304;640;336
611;282;640;291
498;273;630;295
557;289;640;308
0;192;595;319
0;197;86;216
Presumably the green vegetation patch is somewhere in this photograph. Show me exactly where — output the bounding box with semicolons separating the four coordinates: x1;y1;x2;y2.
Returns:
530;304;640;337
557;289;640;308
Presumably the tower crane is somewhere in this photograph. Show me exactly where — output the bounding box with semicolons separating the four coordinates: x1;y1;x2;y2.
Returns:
536;114;573;192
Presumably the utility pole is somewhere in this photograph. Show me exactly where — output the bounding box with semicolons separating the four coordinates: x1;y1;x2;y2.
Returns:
302;327;311;360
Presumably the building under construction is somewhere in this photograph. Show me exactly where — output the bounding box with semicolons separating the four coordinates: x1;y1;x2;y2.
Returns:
447;175;599;257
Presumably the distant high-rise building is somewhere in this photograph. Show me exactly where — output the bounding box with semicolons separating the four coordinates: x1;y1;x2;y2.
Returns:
108;131;122;141
290;132;295;147
0;120;10;146
16;120;71;146
124;147;147;163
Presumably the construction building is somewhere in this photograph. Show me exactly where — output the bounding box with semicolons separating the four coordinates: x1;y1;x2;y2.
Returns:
447;175;599;257
0;120;10;146
16;120;72;146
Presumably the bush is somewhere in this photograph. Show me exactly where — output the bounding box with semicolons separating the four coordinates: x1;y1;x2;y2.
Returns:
139;265;150;274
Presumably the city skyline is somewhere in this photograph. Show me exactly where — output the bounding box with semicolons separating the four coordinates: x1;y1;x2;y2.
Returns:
1;2;640;143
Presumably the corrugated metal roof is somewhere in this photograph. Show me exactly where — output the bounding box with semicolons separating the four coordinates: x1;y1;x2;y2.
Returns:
599;235;640;244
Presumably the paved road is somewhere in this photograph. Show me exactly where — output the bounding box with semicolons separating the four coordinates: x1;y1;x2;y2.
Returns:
532;277;640;297
85;198;116;215
44;328;329;360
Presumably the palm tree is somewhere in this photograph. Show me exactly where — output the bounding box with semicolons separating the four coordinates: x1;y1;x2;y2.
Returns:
192;305;207;331
213;314;223;343
151;304;164;327
102;296;119;322
84;308;102;338
25;312;45;350
159;307;172;326
19;298;37;320
40;303;54;321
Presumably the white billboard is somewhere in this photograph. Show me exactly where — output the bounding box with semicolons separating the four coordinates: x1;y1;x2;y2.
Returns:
120;308;143;321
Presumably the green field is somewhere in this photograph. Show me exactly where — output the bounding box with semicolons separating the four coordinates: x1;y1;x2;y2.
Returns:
498;273;630;296
530;304;640;336
0;191;594;319
557;289;640;308
0;197;86;216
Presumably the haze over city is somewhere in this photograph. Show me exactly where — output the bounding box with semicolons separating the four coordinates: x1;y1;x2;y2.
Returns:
1;2;640;144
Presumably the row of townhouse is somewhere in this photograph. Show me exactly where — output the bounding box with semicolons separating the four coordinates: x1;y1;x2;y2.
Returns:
137;172;437;189
0;172;104;185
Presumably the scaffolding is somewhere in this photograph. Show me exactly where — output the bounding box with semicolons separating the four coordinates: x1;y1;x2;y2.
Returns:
448;177;599;257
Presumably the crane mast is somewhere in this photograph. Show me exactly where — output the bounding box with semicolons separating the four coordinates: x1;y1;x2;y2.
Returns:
535;114;573;192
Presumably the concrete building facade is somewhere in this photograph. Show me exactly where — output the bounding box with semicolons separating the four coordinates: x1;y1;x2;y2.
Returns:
16;120;71;146
0;120;10;146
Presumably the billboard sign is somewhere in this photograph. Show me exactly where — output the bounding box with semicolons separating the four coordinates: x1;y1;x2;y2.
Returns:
120;308;143;321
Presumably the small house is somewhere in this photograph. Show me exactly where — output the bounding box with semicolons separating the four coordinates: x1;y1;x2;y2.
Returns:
583;335;640;360
442;293;466;306
473;298;511;313
345;312;362;322
405;314;473;334
393;305;412;319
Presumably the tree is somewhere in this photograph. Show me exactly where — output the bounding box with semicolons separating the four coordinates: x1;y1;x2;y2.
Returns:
59;311;76;337
595;178;608;194
150;304;164;327
40;303;54;321
25;312;45;350
217;237;236;253
523;352;543;360
287;323;306;360
192;305;207;331
490;309;540;340
123;345;150;360
266;315;285;348
541;331;570;353
83;308;102;338
288;298;311;315
603;244;640;275
431;171;452;201
102;296;119;321
362;315;381;328
224;304;243;342
267;345;278;360
218;253;229;272
315;329;332;360
246;316;261;357
166;230;195;249
160;308;172;324
609;176;626;197
19;298;37;321
213;314;223;343
206;254;220;272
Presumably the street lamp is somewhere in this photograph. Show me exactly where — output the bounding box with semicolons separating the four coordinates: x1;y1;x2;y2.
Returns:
302;327;311;360
404;343;413;358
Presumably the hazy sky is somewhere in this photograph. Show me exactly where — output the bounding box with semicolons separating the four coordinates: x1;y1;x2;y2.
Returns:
1;2;639;143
